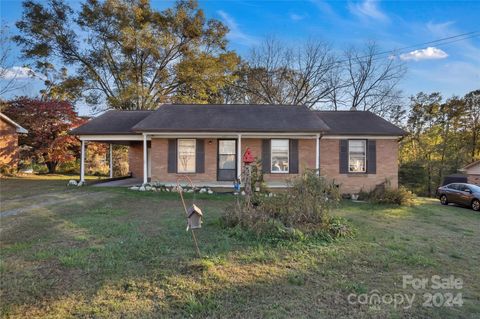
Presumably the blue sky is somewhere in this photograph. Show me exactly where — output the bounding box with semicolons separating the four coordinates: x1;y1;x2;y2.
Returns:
1;0;479;115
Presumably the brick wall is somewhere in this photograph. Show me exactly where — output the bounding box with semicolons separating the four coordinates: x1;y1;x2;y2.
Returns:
146;138;316;183
150;138;218;183
130;136;399;192
467;174;480;186
320;138;399;194
0;118;19;170
129;142;143;178
240;138;316;182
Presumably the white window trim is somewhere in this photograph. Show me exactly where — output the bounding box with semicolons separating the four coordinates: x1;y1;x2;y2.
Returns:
348;139;367;173
218;140;237;170
177;139;196;173
271;139;289;174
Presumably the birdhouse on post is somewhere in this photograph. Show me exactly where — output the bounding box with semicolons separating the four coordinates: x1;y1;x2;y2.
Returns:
243;148;255;165
187;204;203;230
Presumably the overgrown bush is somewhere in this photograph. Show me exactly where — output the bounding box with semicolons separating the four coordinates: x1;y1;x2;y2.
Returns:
366;184;416;206
222;170;353;241
57;160;80;174
0;165;16;176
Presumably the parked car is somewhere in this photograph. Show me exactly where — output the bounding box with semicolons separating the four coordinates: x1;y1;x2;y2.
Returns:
437;183;480;211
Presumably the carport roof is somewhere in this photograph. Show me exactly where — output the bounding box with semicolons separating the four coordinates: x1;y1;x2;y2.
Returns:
70;110;153;135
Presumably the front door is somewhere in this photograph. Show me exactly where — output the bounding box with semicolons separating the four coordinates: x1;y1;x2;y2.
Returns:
217;140;237;181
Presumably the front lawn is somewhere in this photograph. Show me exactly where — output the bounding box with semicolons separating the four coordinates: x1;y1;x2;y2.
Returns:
0;177;479;318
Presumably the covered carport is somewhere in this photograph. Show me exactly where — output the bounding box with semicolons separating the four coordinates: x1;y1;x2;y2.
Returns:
70;110;154;184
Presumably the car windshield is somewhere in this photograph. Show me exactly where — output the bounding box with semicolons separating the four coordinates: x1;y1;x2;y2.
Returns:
469;184;480;193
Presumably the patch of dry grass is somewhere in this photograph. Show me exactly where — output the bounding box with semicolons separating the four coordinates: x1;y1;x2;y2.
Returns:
0;177;479;318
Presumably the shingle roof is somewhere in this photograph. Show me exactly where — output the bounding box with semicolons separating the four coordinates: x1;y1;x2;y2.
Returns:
70;110;153;135
132;104;330;133
70;105;407;136
315;111;407;136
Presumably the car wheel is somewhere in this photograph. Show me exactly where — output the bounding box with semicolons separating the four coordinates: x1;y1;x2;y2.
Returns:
472;199;480;212
440;195;448;205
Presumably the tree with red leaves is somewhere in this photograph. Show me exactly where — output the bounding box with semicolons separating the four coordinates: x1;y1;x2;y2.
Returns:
3;98;85;173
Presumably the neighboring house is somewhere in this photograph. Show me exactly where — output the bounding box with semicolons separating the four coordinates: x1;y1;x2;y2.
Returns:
71;104;406;193
460;160;480;185
0;112;28;172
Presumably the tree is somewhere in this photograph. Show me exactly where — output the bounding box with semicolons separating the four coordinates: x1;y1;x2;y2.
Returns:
399;91;476;196
229;37;336;108
0;24;34;96
342;42;406;115
15;0;239;110
2;98;85;173
463;89;480;161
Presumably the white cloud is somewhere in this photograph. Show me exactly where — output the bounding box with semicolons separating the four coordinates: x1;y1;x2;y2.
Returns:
217;10;259;47
348;0;388;22
399;47;448;61
0;66;36;80
290;13;305;21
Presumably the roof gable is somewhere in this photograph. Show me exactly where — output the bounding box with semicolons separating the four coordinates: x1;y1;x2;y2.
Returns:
461;160;480;171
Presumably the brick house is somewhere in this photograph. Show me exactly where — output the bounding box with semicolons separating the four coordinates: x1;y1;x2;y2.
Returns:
0;112;28;172
71;104;406;193
460;160;480;185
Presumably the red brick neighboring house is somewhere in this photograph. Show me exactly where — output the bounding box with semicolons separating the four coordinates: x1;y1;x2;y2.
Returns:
0;112;28;172
70;104;407;194
460;160;480;186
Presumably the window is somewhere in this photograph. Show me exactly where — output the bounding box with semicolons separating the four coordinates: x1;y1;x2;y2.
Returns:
177;139;196;173
470;184;480;193
218;140;236;170
348;140;366;173
271;139;289;173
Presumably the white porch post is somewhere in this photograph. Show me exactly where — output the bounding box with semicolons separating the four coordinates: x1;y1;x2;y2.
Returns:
143;134;148;185
80;140;85;183
109;143;113;178
316;134;320;175
237;134;242;180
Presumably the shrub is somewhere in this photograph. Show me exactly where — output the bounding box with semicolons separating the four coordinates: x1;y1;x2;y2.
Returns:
222;170;353;241
367;185;416;206
57;160;80;174
0;165;16;176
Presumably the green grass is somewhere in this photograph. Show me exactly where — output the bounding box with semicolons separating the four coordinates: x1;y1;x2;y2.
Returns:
1;177;479;318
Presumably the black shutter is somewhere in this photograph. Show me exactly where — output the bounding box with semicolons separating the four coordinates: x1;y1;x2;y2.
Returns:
168;139;177;173
367;140;376;174
339;140;348;174
289;139;299;174
262;139;271;173
196;139;205;173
